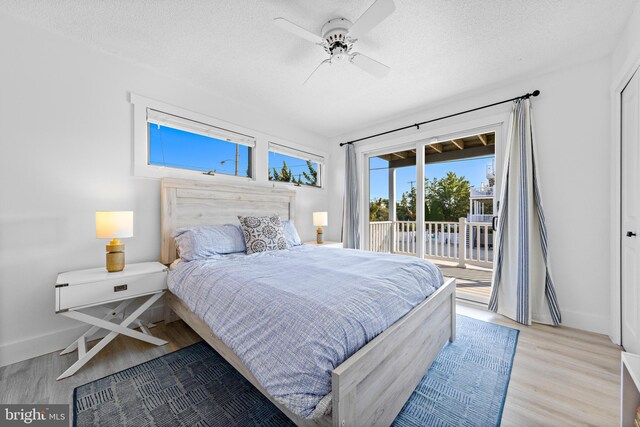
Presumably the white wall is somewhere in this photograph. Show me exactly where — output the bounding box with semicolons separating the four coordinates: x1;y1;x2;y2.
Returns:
330;56;613;334
612;1;640;76
0;13;330;366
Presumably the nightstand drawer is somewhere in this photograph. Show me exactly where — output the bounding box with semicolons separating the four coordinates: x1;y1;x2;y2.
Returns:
57;271;166;311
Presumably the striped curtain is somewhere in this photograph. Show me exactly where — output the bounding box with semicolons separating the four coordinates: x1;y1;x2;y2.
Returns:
342;144;361;249
488;99;561;326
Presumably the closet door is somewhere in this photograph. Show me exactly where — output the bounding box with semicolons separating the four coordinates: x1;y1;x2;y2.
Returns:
622;68;640;354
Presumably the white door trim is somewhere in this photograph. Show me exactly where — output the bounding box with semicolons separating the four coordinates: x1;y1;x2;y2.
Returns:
611;56;640;346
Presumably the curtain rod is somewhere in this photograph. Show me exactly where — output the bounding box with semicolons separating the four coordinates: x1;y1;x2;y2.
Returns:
339;90;540;147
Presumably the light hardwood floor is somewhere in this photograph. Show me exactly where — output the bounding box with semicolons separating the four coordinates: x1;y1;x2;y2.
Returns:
0;321;202;405
0;304;622;426
458;303;622;426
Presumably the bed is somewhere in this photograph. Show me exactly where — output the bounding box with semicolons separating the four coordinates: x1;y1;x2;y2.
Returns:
160;178;456;427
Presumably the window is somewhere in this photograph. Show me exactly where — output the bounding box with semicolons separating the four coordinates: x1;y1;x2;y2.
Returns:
147;109;254;178
268;142;324;188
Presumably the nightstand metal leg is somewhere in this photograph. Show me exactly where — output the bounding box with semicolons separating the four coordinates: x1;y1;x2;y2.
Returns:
60;299;133;355
57;292;168;380
77;336;86;358
135;319;152;336
58;330;120;380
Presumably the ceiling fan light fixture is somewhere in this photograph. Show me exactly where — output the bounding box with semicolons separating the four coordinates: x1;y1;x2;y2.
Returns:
274;0;395;84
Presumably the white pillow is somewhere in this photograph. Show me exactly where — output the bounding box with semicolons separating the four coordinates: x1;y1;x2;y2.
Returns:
283;220;303;247
173;224;245;261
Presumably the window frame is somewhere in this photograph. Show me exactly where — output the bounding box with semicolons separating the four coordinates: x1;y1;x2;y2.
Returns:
267;141;325;189
131;94;257;182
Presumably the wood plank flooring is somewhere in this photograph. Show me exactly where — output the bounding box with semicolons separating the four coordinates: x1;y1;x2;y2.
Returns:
0;321;202;405
458;303;622;426
0;304;622;426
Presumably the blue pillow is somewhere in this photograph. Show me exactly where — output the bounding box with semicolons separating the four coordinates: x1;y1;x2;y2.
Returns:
174;224;246;261
283;220;302;247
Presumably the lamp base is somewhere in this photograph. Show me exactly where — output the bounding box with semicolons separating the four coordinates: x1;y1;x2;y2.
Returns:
316;227;324;244
106;243;125;272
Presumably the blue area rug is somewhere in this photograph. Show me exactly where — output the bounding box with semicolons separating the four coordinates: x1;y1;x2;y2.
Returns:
392;315;518;427
74;315;518;427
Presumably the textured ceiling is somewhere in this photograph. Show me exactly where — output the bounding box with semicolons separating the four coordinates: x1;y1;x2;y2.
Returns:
2;0;637;137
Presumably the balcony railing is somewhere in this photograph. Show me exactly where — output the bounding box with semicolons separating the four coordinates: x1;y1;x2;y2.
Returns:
467;214;494;223
368;218;494;267
470;187;494;198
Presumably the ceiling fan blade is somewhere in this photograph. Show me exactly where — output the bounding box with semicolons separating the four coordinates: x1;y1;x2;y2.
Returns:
350;53;390;78
274;18;324;44
303;59;330;85
347;0;396;39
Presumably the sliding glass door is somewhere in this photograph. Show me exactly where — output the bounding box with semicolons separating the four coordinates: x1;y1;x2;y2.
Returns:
365;125;502;305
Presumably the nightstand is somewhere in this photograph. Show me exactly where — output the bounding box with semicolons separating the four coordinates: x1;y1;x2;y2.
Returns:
55;262;168;380
304;241;343;248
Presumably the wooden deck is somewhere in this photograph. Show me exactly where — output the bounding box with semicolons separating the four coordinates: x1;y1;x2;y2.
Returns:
432;259;492;303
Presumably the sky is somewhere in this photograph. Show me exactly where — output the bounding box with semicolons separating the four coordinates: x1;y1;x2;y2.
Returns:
149;124;251;176
149;124;317;183
369;155;495;201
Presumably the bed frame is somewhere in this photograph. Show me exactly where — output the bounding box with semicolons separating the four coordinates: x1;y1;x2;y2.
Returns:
160;178;456;427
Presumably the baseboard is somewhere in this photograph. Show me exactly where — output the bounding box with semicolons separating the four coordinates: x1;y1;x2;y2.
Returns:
455;301;610;337
560;309;610;335
0;304;166;368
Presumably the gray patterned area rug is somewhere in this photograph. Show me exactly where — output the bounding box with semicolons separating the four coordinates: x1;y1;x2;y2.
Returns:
74;315;518;427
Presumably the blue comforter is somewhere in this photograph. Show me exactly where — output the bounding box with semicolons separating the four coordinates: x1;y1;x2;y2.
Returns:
168;246;444;419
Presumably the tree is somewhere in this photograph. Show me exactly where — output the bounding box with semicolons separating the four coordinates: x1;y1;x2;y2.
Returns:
369;198;389;221
302;161;317;186
270;160;318;186
392;172;471;222
425;172;470;221
270;160;294;182
396;187;416;221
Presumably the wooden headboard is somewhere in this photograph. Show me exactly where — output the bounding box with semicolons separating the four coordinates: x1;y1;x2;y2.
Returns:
160;178;296;264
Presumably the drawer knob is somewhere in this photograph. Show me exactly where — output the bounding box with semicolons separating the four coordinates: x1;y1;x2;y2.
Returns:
114;284;128;292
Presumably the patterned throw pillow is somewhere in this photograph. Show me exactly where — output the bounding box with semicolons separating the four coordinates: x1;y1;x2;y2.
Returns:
237;215;288;254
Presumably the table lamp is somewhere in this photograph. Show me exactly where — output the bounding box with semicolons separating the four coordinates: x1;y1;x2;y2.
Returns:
313;211;328;244
96;211;134;272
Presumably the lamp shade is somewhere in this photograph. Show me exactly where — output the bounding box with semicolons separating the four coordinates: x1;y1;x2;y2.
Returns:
96;211;134;239
313;211;328;227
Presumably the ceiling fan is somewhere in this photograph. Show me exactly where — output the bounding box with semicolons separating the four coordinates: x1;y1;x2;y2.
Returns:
274;0;396;84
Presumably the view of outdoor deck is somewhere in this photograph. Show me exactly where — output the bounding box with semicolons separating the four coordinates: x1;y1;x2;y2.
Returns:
368;131;496;302
433;261;492;302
